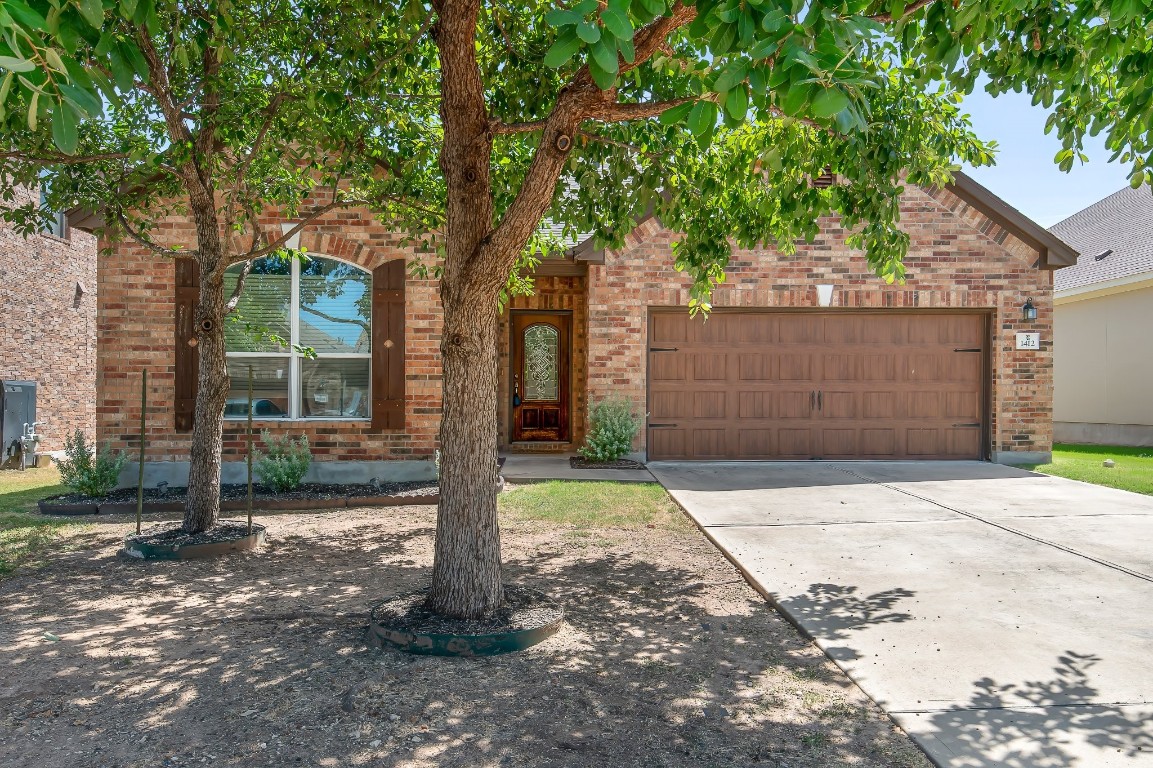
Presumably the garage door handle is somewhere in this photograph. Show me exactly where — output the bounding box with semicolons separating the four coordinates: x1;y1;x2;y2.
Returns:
952;423;980;428
649;347;679;352
648;423;678;428
817;390;823;411
810;391;816;411
953;348;982;353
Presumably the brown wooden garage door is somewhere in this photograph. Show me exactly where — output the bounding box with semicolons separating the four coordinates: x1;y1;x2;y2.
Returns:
647;311;987;461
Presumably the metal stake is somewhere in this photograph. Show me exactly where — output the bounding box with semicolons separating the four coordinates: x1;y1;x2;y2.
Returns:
247;365;254;535
136;369;147;535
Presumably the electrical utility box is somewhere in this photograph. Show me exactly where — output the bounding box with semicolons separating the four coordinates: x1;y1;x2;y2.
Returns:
1;381;37;464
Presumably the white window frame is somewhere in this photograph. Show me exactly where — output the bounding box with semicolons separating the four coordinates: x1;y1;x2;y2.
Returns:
224;254;371;421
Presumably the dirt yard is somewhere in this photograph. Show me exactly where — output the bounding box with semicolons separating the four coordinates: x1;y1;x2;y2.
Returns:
0;488;930;768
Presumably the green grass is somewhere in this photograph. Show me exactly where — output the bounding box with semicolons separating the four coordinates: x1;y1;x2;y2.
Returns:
0;466;84;577
1026;443;1153;496
499;481;691;531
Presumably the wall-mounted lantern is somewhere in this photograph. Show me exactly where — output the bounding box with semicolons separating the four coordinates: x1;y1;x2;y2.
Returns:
1022;298;1037;322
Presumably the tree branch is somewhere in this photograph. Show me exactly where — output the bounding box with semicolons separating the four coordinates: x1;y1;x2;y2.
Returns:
490;97;697;134
232;195;368;264
112;210;197;258
224;258;253;315
0;150;132;165
868;0;936;22
300;303;369;333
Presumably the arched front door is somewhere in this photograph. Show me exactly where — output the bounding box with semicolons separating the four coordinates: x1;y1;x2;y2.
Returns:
511;312;571;442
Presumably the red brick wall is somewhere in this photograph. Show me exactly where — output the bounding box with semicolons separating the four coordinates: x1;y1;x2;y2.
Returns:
0;187;97;453
585;184;1055;459
96;182;1055;465
97;206;443;463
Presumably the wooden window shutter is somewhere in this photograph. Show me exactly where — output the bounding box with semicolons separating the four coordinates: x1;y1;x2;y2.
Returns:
371;259;405;430
174;258;200;432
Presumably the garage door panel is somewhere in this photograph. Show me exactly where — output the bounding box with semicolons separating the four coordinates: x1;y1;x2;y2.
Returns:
738;354;772;381
822;390;857;419
820;354;855;381
692;353;728;381
862;392;897;419
649;429;687;460
650;354;685;382
777;390;813;419
694;391;728;419
778;354;812;380
777;428;814;457
738;429;776;458
693;429;728;459
860;428;897;456
648;312;985;461
651;313;689;343
821;429;858;457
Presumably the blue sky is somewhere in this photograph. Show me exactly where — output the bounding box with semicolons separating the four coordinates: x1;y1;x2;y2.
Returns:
957;86;1131;228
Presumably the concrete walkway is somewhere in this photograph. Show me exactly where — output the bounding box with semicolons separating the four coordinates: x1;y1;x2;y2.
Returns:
500;454;655;483
649;460;1153;767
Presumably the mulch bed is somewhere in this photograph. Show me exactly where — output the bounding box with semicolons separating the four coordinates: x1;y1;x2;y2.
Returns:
569;456;647;470
123;520;260;549
44;480;438;507
372;586;563;636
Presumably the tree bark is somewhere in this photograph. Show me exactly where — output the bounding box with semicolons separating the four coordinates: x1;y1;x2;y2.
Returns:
182;192;229;534
427;0;506;618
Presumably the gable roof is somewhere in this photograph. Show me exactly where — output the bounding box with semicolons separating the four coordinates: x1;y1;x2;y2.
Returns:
1049;184;1153;292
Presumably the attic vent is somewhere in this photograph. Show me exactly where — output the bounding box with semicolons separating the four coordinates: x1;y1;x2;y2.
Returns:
811;167;836;188
1094;249;1113;261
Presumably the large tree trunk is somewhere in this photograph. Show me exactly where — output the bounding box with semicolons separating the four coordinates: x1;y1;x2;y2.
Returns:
181;190;229;534
427;0;505;618
428;295;503;617
183;261;228;533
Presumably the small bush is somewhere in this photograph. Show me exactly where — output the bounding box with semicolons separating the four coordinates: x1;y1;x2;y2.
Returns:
578;398;642;463
255;431;312;492
56;430;127;498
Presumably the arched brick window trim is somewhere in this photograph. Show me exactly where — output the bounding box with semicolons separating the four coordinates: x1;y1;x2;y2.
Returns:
371;258;405;430
173;255;406;431
174;257;199;433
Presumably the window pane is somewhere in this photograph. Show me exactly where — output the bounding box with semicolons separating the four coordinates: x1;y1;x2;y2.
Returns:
523;324;559;401
225;356;290;419
224;257;291;352
300;358;370;418
299;257;372;354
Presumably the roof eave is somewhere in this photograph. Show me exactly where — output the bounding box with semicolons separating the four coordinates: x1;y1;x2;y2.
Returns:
946;171;1079;269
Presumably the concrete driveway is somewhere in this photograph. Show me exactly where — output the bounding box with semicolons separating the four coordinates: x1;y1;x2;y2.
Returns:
648;461;1153;767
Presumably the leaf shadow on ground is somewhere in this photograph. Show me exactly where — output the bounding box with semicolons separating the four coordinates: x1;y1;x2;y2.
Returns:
0;507;931;768
917;651;1153;768
775;582;917;663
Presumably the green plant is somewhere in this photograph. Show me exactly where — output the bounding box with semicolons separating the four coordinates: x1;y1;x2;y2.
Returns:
56;430;127;498
579;399;642;463
255;431;312;493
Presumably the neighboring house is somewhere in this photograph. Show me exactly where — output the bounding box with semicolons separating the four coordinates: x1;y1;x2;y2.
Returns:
0;185;98;463
85;172;1073;485
1050;185;1153;446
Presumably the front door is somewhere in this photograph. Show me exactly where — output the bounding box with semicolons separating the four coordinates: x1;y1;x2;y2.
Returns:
511;312;571;442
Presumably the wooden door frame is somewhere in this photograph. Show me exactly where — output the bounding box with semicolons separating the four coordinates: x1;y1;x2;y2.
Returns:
509;310;573;443
645;307;994;461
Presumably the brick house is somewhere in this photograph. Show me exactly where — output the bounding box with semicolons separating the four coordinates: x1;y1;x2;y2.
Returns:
89;171;1074;485
0;186;98;462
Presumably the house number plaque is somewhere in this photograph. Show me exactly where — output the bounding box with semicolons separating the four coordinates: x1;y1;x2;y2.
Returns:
1015;332;1041;350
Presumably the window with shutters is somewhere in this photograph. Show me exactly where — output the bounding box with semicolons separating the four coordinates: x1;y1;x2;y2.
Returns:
223;255;371;420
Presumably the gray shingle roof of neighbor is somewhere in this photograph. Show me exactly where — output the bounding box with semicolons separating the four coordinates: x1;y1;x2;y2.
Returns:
1049;184;1153;291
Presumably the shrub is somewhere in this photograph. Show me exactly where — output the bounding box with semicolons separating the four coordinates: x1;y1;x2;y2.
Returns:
578;398;642;463
56;429;128;498
255;431;312;492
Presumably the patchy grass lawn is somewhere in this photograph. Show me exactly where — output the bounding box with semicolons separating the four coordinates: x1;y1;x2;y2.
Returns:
0;481;930;768
1026;443;1153;496
499;480;691;530
0;466;89;578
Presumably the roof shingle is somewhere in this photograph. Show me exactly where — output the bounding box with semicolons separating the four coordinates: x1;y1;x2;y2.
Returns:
1049;184;1153;291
